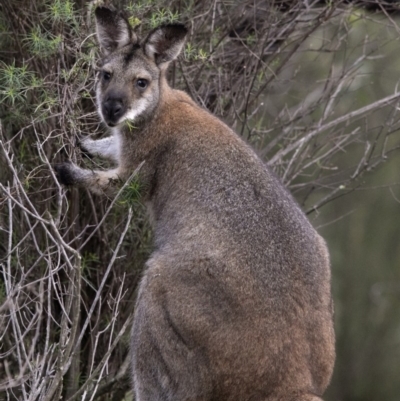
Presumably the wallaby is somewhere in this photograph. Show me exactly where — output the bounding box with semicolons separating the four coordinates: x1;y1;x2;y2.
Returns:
55;6;335;401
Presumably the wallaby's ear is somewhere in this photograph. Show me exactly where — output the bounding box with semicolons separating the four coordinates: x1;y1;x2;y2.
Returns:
95;7;136;55
144;24;188;69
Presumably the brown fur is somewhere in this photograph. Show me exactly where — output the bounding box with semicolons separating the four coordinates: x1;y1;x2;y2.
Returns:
55;7;335;401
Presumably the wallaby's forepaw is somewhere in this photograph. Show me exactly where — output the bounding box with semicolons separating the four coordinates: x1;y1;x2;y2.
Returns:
54;162;76;186
75;136;93;159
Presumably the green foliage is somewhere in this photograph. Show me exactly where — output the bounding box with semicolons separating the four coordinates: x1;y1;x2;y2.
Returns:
149;8;180;28
25;26;62;57
125;1;180;29
0;60;62;125
0;10;11;49
126;0;149;15
128;16;141;29
120;177;144;208
47;0;76;24
246;33;256;46
184;42;208;61
0;62;39;106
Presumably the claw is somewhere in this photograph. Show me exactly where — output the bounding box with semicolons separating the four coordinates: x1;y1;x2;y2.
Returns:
76;136;93;159
54;162;76;186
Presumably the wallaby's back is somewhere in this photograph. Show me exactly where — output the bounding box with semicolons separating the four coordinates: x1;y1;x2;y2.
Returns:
131;88;335;401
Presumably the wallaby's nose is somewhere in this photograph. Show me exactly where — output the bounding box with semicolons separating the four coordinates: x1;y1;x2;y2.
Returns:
103;98;125;125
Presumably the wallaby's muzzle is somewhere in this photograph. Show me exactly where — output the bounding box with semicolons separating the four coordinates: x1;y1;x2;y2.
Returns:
102;96;126;126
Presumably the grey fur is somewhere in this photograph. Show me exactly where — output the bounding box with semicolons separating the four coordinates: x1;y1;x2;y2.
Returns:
55;7;335;401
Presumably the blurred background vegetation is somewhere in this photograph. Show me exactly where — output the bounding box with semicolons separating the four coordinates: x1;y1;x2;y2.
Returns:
1;1;400;400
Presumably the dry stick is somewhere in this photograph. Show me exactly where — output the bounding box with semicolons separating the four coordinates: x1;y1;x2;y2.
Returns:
86;278;128;387
0;154;49;227
65;209;134;401
322;54;368;121
4;227;46;398
87;295;103;379
26;280;45;401
41;254;81;401
268;91;400;166
288;127;361;185
88;319;113;390
4;196;28;401
14;284;42;373
71;312;135;401
236;3;308;136
0;146;79;263
307;185;358;215
71;207;133;356
87;277;127;401
261;86;339;158
7;197;57;298
37;224;81;401
0;140;51;225
244;3;339;115
34;126;64;228
303;140;400;214
28;254;55;401
235;16;319;135
0;184;45;393
39;206;134;400
63;253;82;400
282;138;305;183
6;220;40;257
0;168;85;401
375;96;400;159
90;353;131;400
77;161;144;252
1;196;28;399
351;141;372;180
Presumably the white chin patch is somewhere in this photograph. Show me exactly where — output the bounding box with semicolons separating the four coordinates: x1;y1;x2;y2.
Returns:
121;99;148;123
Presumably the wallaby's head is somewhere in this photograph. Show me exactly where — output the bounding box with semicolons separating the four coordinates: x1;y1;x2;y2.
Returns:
94;7;187;127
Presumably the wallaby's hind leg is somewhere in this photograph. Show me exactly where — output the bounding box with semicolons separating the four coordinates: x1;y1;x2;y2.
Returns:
131;272;213;401
132;316;212;401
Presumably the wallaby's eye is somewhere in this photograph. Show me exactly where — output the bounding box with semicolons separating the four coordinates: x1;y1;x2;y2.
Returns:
136;79;148;90
102;71;112;81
